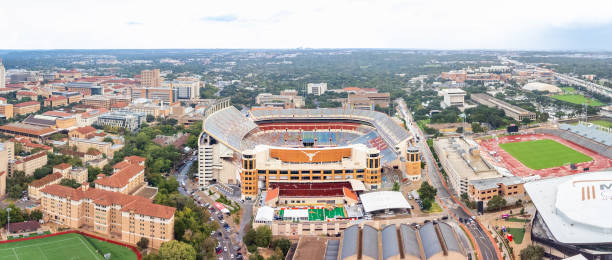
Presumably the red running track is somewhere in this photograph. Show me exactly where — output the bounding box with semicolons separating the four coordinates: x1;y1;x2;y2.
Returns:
479;133;612;178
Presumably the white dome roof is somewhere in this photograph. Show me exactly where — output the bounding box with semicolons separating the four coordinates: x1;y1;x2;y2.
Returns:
522;82;561;93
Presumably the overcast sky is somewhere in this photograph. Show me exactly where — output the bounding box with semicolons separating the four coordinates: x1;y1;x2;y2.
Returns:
1;0;612;50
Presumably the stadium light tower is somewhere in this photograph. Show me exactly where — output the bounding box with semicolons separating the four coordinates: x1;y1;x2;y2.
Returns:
6;208;11;238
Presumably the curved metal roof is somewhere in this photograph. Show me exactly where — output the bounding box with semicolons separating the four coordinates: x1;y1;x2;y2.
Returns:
400;224;422;258
362;225;379;260
419;222;442;259
341;225;359;259
382;225;400;260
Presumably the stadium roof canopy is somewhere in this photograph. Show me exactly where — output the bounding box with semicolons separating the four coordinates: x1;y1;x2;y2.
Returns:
360;191;412;213
525;170;612;244
255;206;275;222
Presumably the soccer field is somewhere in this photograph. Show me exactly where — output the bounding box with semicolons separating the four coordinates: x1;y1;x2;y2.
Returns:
551;94;604;106
0;233;137;260
499;139;592;170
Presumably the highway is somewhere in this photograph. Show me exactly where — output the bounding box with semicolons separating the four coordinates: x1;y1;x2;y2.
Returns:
396;99;500;260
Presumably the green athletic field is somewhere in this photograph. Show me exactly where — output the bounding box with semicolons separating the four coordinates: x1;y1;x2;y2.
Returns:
551;94;604;106
0;233;137;260
279;207;346;221
500;139;592;170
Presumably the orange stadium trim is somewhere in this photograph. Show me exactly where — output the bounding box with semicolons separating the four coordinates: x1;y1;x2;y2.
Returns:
269;147;351;163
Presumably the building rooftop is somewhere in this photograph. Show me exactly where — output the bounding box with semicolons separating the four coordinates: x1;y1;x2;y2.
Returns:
524;171;612;244
94;164;144;188
469;176;524;190
40;184;175;219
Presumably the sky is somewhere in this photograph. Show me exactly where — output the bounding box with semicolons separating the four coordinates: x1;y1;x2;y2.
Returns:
1;0;612;50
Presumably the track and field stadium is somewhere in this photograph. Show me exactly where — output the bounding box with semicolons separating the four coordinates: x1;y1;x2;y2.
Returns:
479;131;612;179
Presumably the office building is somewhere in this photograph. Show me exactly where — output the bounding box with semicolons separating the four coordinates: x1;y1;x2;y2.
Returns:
130;87;175;103
9;152;48;177
0;59;5;89
43;95;68;108
468;176;526;204
94;156;145;194
471;93;536;121
163;77;199;100
307;83;327;96
441;88;466;108
13;101;41;116
141;69;161;87
95;110;144;131
0;102;13;119
255;92;304;108
69;137;123;158
433;137;500;195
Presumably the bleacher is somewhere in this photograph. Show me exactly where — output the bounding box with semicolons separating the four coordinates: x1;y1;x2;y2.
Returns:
203;106;258;151
350;131;398;163
536;125;612;158
269;182;353;197
249;108;410;150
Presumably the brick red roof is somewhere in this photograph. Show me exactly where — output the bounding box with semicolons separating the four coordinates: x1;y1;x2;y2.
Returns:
54;163;71;170
14;152;47;164
30;172;63;188
343;187;358;201
112;161;131;170
265;188;279;202
94;165;144;188
124;155;146;164
43;111;73;117
14;101;40;107
16;91;37;96
45;95;67;101
75;126;96;135
0;123;55;136
269;182;354;198
40;184;175;219
5;221;40;233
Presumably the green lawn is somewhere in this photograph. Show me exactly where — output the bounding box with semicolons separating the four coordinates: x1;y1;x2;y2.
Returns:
424;202;443;213
84;236;138;260
0;233;137;260
551;94;604;106
506;217;529;223
500;139;592;170
590;120;612;129
561;87;575;93
506;228;526;244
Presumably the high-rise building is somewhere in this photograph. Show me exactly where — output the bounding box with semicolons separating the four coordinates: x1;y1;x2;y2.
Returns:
163;77;200;100
307;83;327;96
141;69;161;87
0;59;5;89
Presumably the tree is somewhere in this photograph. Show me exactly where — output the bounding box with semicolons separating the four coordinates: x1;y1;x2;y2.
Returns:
486;195;507;211
59;178;81;188
33;166;53;179
137;237;150;251
520;245;544;260
270;238;292;256
471;122;484;133
158;240;196;260
103;136;113;143
422;198;433;211
418;181;437;201
146;114;155;123
392;182;400;191
456;126;464;133
244;227;257;246
254;225;272;248
28;210;43;221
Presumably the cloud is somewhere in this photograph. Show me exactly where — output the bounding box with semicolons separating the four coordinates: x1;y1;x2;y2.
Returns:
126;21;143;26
201;14;238;23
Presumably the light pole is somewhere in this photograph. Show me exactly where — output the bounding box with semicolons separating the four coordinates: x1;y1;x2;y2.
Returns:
6;208;11;239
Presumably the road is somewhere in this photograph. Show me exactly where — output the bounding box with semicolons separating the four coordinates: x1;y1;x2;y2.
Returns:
396;99;499;260
176;156;243;260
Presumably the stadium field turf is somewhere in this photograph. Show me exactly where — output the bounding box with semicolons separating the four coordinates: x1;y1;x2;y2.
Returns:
551;94;604;106
499;139;592;170
0;233;137;260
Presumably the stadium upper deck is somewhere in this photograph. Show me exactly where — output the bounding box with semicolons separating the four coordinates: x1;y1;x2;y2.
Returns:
248;108;411;149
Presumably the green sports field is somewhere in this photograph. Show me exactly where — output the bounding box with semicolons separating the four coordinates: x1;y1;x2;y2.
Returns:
499;139;592;170
0;233;137;260
551;94;604;106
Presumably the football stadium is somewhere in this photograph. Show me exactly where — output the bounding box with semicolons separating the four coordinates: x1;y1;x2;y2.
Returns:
198;98;421;199
479;123;612;179
198;98;419;234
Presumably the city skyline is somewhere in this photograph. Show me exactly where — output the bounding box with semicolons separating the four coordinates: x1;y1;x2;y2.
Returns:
2;0;612;50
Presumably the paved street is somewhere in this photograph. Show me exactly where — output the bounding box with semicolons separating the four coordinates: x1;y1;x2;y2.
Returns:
396;99;500;260
176;156;244;260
